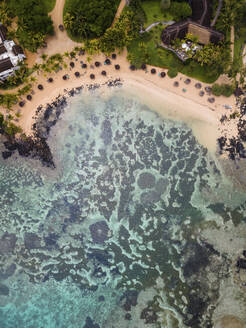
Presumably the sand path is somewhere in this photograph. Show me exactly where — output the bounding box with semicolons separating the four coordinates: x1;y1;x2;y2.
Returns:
112;0;126;26
37;0;79;59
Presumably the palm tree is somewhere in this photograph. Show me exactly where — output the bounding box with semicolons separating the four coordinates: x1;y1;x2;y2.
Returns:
41;54;48;62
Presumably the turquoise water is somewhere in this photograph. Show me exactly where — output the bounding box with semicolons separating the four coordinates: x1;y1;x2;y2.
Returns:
0;88;246;328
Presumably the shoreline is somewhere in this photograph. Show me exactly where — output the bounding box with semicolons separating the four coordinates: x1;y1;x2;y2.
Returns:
1;51;245;177
8;51;236;139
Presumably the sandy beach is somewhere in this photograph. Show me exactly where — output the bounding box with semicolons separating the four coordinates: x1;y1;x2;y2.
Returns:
2;50;236;154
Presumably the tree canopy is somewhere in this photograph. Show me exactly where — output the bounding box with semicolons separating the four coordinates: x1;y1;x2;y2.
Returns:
64;0;120;40
6;0;54;52
169;1;192;21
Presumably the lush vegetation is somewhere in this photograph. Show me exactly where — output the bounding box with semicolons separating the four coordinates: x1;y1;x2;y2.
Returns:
0;113;22;136
63;0;120;41
167;67;178;78
168;1;191;21
211;83;235;97
43;0;56;13
141;1;171;28
127;23;220;82
6;0;54;52
141;0;191;28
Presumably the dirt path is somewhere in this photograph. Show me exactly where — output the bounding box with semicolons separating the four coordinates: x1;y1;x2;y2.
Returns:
112;0;126;26
231;26;235;61
37;0;79;59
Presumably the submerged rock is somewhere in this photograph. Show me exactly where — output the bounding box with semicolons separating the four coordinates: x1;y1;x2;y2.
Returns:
0;283;9;296
89;221;110;244
137;172;156;189
24;232;42;250
0;232;17;254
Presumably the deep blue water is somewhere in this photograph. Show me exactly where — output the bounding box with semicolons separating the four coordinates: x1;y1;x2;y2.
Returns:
0;88;245;328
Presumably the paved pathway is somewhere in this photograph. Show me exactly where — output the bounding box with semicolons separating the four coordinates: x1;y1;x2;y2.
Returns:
140;20;175;33
211;0;223;27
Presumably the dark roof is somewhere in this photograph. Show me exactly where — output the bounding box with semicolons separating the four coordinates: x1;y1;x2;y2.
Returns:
0;25;7;41
162;21;189;45
0;57;13;73
12;45;24;56
0;43;7;55
161;20;224;46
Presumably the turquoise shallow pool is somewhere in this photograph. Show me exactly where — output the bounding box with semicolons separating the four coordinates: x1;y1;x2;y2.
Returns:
0;88;245;328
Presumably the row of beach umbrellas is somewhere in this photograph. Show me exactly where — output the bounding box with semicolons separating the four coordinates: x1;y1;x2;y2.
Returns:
18;57;215;107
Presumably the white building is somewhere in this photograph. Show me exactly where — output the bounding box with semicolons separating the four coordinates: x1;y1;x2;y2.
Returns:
0;24;26;81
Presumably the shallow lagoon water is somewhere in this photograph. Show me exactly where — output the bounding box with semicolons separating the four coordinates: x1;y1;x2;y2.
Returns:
0;88;246;328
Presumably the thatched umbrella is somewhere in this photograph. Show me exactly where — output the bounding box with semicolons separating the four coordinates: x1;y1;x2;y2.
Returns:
95;61;101;67
199;91;205;97
205;86;212;94
141;63;146;70
160;72;166;78
38;84;43;90
112;53;117;59
59;24;64;31
75;71;80;77
184;78;191;85
129;65;136;71
208;97;215;103
151;68;156;74
101;70;107;76
63;75;68;80
70;62;75;68
174;81;179;87
115;64;120;70
47;77;53;83
82;63;87;68
105;58;111;65
195;83;202;89
90;73;95;79
26;95;32;101
79;49;85;56
19;101;25;107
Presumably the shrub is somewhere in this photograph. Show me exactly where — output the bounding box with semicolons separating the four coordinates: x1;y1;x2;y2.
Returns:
161;0;170;11
169;2;192;21
64;0;119;40
167;67;178;78
212;83;235;97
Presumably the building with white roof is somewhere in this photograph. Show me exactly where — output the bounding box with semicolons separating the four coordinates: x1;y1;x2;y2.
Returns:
0;23;25;81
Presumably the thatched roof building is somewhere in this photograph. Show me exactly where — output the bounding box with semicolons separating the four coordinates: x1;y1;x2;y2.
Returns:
0;58;13;74
0;25;7;42
161;19;224;46
161;0;223;49
0;23;25;80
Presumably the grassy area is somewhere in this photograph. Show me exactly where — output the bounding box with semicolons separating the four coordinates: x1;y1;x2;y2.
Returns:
141;1;173;28
43;0;56;13
127;25;219;83
233;27;246;68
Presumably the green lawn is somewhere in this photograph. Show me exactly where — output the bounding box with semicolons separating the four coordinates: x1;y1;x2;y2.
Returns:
142;1;173;28
127;26;219;83
43;0;56;13
233;27;246;68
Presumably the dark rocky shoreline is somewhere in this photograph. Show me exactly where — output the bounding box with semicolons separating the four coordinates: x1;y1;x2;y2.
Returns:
218;97;246;161
1;79;122;167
